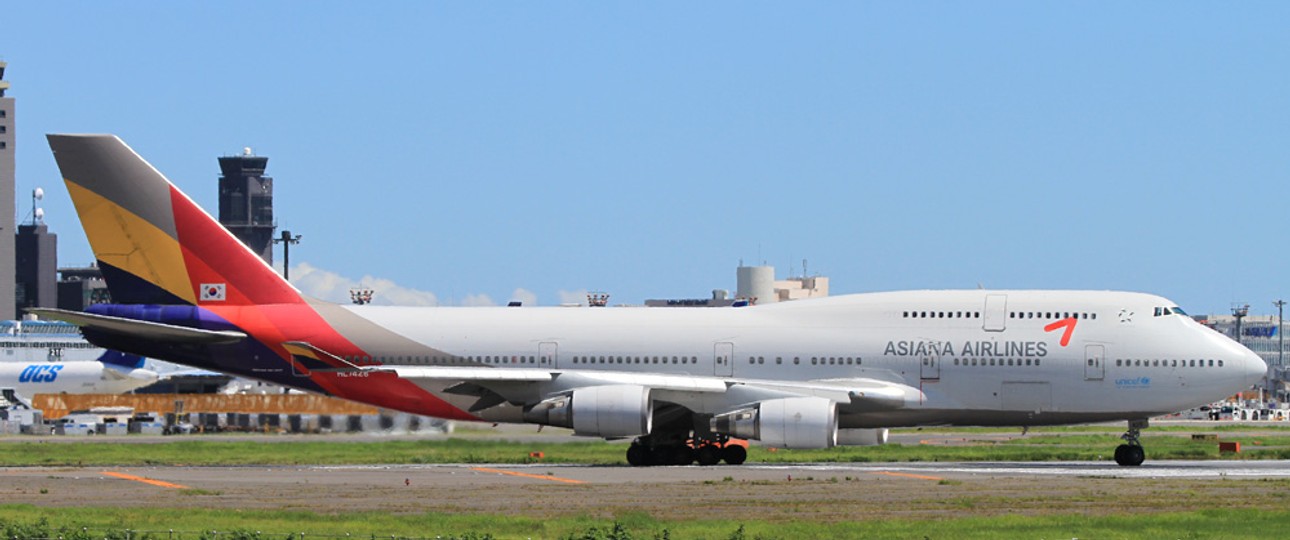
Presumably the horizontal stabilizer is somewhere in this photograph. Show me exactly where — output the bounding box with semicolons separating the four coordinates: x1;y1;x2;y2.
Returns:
27;308;247;345
96;349;147;370
281;341;365;371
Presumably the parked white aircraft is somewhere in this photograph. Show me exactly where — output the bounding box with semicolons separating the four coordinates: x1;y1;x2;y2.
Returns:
0;350;158;399
37;134;1266;466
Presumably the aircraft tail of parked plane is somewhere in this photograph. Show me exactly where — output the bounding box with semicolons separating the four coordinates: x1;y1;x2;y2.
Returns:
37;134;1267;467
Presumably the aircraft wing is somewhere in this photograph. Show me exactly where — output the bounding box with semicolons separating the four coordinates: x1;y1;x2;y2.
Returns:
365;364;920;411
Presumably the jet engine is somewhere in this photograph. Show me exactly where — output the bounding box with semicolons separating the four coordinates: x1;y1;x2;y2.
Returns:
522;384;652;438
710;396;837;449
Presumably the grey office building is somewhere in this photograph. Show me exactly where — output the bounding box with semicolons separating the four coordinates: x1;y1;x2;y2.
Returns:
0;62;16;319
15;222;56;312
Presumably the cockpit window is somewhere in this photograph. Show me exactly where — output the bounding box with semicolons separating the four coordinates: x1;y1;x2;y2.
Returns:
1171;306;1187;316
1154;306;1188;317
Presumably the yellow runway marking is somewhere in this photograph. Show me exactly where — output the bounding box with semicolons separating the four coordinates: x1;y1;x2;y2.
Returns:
870;471;944;481
470;467;586;485
101;471;190;489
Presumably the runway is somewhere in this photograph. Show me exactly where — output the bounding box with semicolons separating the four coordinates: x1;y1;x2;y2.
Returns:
5;459;1290;522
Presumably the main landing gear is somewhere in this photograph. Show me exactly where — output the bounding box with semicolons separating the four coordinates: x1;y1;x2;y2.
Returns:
1113;419;1148;467
626;434;747;467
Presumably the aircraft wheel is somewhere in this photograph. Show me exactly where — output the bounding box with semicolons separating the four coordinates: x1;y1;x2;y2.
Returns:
671;446;695;466
722;444;747;465
1114;444;1145;467
647;445;673;465
696;445;721;466
626;445;649;467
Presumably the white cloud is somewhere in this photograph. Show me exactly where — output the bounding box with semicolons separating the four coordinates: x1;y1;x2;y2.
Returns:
459;293;496;307
557;289;589;306
290;262;439;306
510;288;538;306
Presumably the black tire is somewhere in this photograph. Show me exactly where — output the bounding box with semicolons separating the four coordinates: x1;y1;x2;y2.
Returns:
721;444;748;465
671;446;695;466
648;445;673;466
626;445;649;467
1114;444;1145;467
696;445;721;466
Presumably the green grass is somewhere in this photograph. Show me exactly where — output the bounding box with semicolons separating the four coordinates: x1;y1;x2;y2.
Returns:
0;438;624;467
3;431;1287;466
1;504;1289;539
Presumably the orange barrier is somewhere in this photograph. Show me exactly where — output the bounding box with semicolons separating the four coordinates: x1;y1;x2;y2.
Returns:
1219;441;1241;453
33;393;379;419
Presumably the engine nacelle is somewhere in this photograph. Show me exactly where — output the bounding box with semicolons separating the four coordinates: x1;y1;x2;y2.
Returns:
837;428;889;446
710;397;837;449
522;384;652;438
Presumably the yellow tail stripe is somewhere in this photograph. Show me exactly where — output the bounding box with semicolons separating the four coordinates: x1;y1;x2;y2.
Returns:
66;180;196;304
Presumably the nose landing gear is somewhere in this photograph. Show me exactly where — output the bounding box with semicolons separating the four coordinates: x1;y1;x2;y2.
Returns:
1114;419;1148;467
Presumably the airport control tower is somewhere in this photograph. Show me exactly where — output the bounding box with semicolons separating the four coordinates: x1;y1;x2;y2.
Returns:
217;148;275;266
0;62;18;319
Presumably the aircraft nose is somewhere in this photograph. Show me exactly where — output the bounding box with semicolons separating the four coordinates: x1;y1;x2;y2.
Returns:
1242;350;1268;387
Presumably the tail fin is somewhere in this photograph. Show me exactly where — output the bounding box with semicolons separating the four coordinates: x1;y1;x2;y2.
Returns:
96;349;147;370
47;134;301;307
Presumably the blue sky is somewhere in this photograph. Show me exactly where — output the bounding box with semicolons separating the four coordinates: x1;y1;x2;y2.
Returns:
3;3;1289;314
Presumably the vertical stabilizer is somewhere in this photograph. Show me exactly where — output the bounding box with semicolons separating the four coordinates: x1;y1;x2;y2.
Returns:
47;134;301;307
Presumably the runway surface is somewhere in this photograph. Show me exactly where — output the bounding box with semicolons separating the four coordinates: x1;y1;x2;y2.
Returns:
6;460;1290;521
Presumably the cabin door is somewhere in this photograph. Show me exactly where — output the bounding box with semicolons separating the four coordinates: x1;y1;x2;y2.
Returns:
541;342;560;368
920;356;941;380
714;342;734;377
983;294;1008;332
1084;344;1105;380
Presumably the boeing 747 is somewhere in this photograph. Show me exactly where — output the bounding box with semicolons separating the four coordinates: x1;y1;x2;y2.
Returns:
34;134;1266;467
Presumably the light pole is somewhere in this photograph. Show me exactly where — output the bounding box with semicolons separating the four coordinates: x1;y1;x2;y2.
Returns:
1233;304;1250;346
1276;300;1286;368
1276;300;1286;403
273;230;302;281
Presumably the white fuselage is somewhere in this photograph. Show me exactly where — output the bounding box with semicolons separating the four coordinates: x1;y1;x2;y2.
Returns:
345;290;1266;428
0;361;158;399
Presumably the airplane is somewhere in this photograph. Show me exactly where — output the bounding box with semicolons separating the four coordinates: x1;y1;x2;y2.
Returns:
34;134;1267;467
0;349;158;399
